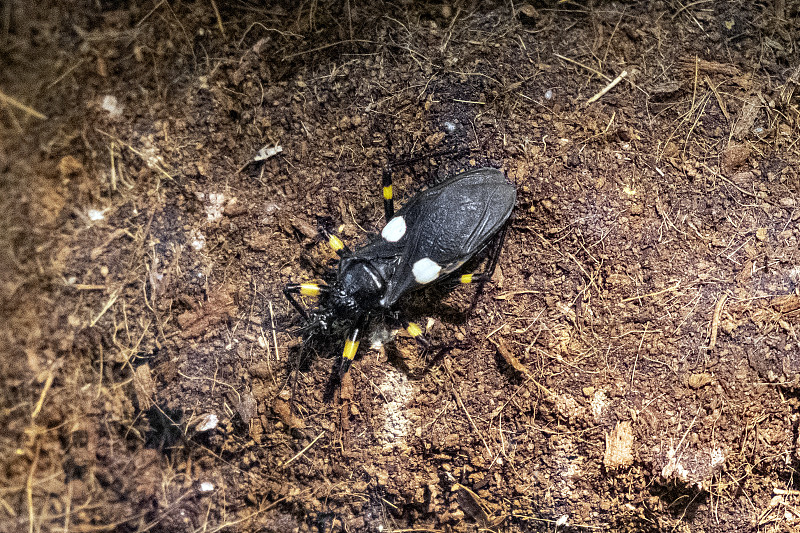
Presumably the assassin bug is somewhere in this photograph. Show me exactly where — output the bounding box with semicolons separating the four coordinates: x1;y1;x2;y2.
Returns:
284;164;516;373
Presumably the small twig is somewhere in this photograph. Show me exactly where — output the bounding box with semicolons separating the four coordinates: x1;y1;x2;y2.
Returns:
177;371;242;405
0;89;47;120
621;281;681;303
26;442;40;533
45;58;89;90
491;339;553;397
688;55;700;129
95;129;174;180
63;481;72;533
700;162;759;198
269;301;280;362
629;323;648;386
136;0;166;26
281;431;325;468
204;496;290;533
0;497;15;517
585;70;628;105
209;0;226;38
90;287;121;327
31;371;54;420
705;75;729;121
282;39;376;60
553;53;610;81
708;292;728;349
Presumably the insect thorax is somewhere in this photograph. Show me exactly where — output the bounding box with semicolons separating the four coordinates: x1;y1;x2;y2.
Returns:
330;258;386;318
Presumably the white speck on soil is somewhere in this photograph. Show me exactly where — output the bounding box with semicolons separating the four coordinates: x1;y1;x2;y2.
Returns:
660;445;727;489
138;138;167;172
101;95;123;117
196;413;218;432
368;325;396;350
253;144;283;161
190;229;206;250
204;193;226;222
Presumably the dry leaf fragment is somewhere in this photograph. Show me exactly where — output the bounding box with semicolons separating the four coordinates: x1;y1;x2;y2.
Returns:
772;294;800;319
454;484;490;527
687;373;713;389
493;339;529;375
604;420;634;469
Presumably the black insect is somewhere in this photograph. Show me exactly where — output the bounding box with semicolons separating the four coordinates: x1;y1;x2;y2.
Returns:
284;165;516;373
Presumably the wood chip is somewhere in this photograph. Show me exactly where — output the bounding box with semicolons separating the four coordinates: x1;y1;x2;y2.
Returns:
339;371;355;401
721;143;750;175
731;93;761;140
133;365;156;410
679;57;741;76
237;390;257;426
493;338;529;375
290;215;319;240
273;398;305;430
687;373;713;389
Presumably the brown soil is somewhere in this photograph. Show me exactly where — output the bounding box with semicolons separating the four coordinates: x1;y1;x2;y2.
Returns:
2;1;800;532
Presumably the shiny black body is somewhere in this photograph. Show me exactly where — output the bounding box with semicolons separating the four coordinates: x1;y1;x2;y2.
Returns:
284;166;516;371
331;167;516;315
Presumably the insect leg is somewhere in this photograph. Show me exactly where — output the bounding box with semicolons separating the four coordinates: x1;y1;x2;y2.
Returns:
455;272;491;285
448;225;510;289
389;147;472;169
484;224;509;278
461;224;511;312
340;313;369;374
396;314;430;348
318;227;350;257
382;166;394;220
283;283;329;319
381;147;471;221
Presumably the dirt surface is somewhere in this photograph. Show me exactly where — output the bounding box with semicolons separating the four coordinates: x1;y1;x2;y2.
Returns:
2;1;800;532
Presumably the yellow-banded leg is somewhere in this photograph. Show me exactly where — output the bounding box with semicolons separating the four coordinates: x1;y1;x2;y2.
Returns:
454;271;497;314
380;147;471;222
449;224;509;289
283;282;328;319
382;166;394;220
340;314;369;374
404;320;430;348
456;272;491;286
386;310;431;348
319;228;350;257
458;225;510;312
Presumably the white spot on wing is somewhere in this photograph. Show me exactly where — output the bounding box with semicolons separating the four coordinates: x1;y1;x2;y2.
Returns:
412;257;441;284
381;216;406;242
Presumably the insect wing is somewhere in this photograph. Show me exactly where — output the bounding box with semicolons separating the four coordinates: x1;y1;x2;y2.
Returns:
380;168;516;307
